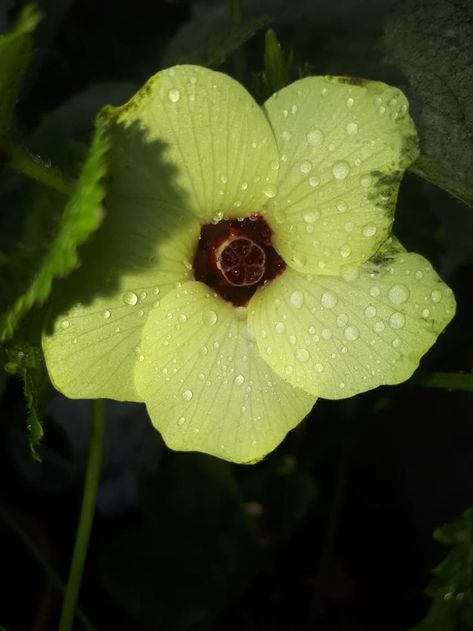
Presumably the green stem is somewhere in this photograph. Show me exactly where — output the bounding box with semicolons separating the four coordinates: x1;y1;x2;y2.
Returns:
5;142;74;195
410;371;473;392
230;0;246;82
58;399;105;631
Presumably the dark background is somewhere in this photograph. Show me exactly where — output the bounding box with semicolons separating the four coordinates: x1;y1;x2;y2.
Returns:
1;1;472;629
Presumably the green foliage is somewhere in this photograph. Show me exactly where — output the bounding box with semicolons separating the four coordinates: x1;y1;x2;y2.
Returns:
0;116;109;342
0;4;41;136
3;331;51;460
384;0;473;208
412;507;473;631
164;15;270;68
263;28;290;94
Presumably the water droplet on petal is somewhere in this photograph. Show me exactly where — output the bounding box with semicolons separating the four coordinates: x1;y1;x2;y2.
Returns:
322;328;332;339
344;325;359;341
346;97;354;108
388;284;410;305
422;308;430;318
321;291;337;309
303;211;319;223
123;291;138;306
296;348;310;362
307;129;323;146
365;305;377;319
389;312;405;329
336;200;348;213
362;224;377;237
281;130;291;141
102;309;111;319
168;88;180;103
177;416;186;426
234;374;245;385
202;310;217;326
340;244;352;258
370;286;380;297
431;289;442;303
275;322;285;334
360;175;371;188
336;313;349;327
270;160;280;171
300;160;312;174
182;389;193;401
178;313;187;323
346;122;358;135
309;176;320;187
290;291;304;309
263;185;277;198
373;321;385;332
61;319;70;329
332;161;350;179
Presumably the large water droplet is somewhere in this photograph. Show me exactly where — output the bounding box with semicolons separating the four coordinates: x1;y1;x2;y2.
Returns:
182;389;193;401
362;224;377;237
303;211;319;223
332;161;350;179
290;291;304;309
296;348;310;362
202;310;217;326
300;160;312;174
123;291;138;306
307;129;323;146
389;312;405;329
388;284;410;305
168;88;180;103
344;325;359;341
321;291;337;309
346;122;358;135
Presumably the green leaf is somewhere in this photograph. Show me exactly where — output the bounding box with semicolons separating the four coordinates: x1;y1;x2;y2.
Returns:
411;507;473;631
263;29;289;94
0;116;109;342
163;15;270;68
384;0;473;208
3;332;52;460
0;4;41;136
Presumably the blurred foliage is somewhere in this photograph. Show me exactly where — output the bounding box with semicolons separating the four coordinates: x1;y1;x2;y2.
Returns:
411;507;473;631
385;0;473;208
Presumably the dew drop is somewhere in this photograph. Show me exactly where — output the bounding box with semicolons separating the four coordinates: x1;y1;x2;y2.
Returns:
422;308;430;318
177;417;186;426
431;289;442;303
123;291;138;306
415;270;423;280
340;244;352;258
321;328;332;339
315;363;324;372
363;224;377;237
101;309;111;320
290;291;304;309
300;160;312;174
336;200;348;213
307;129;323;146
281;130;291;141
332;161;350;179
234;374;245;385
365;305;377;319
373;321;385;332
309;176;320;187
392;337;401;348
303;211;319;223
61;319;70;329
263;185;277;198
370;286;380;298
389;312;405;329
336;313;349;327
182;389;193;401
321;291;337;309
296;348;310;362
344;325;359;341
346;97;354;108
178;313;188;323
346;122;358;135
388;284;410;305
275;322;285;334
200;345;208;355
202;310;217;326
360;175;371;188
168;88;180;103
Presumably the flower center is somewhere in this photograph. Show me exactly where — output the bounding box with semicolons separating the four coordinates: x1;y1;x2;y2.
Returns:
193;214;286;306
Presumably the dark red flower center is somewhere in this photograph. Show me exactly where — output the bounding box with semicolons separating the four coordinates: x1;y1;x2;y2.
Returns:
193;214;286;306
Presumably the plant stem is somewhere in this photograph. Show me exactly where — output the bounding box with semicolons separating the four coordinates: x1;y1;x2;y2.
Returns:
230;0;246;82
58;399;105;631
5;142;74;195
410;371;473;392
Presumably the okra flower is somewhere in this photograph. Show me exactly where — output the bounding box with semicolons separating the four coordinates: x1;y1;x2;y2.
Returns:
43;66;455;463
